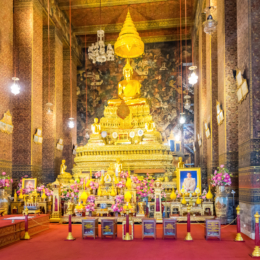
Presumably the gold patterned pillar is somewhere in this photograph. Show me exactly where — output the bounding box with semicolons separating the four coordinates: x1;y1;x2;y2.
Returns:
13;0;43;181
206;0;219;182
42;26;64;183
198;17;207;189
217;0;238;221
0;0;13;179
62;49;77;173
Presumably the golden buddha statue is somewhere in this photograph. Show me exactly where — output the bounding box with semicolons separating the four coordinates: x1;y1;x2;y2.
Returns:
108;59;147;107
178;157;185;168
87;118;105;145
114;158;123;174
57;159;72;184
60;160;70;175
91;118;101;135
104;163;115;184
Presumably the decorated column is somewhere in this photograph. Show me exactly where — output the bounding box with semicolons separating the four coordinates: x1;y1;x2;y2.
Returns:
217;0;238;222
0;0;13;181
206;0;219;182
42;26;64;183
237;0;260;239
13;0;43;181
62;49;78;173
154;180;162;220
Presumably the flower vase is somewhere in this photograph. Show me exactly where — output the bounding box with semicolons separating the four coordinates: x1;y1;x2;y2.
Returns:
215;186;229;224
115;212;118;218
88;211;92;217
0;189;9;215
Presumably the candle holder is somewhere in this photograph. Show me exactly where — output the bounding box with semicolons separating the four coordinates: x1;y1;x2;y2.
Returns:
184;204;193;241
250;212;260;257
235;205;244;242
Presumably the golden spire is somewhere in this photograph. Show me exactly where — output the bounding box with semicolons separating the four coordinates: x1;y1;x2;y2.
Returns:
114;10;144;58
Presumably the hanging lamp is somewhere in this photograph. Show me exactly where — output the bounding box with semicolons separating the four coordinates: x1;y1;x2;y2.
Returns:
203;6;218;35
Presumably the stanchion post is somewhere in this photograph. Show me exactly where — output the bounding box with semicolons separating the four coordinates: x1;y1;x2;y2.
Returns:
23;207;30;240
185;204;193;241
250;212;260;257
235;205;244;242
66;201;75;241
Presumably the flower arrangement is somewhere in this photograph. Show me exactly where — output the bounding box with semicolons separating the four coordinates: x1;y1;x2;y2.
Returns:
60;189;78;200
211;165;233;186
87;195;96;203
0;172;13;189
37;185;53;197
85;203;95;212
116;181;125;189
201;189;207;199
90;181;99;190
120;171;129;179
111;203;123;213
115;195;124;204
94;171;101;178
133;173;154;198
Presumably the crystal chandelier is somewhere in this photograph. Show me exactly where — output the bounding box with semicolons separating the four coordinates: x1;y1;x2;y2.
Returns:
188;66;198;85
203;6;218;35
88;0;114;64
11;77;20;95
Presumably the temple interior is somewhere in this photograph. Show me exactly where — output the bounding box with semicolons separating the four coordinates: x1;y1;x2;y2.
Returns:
0;0;260;259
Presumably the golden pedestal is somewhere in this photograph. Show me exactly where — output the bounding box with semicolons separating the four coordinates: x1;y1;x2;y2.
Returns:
57;173;72;184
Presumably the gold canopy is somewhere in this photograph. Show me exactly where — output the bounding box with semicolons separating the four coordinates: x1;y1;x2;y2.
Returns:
114;10;144;58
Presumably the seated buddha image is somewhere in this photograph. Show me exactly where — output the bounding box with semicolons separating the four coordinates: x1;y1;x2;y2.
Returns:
108;59;147;107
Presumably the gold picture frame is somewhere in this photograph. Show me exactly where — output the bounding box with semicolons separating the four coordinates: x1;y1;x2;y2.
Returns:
176;168;201;194
22;178;37;190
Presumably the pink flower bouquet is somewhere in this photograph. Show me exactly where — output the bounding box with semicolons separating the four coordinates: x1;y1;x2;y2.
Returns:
0;172;13;189
211;165;233;187
95;171;101;178
85;203;95;212
111;203;123;213
90;181;99;190
120;171;129;179
116;181;125;189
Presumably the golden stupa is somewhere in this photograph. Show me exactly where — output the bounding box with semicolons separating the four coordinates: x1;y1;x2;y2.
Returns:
73;11;174;181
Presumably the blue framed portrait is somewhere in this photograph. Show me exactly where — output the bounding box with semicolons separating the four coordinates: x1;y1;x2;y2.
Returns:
176;168;201;194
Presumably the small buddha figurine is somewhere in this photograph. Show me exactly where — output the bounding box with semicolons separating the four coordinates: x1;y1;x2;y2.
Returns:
178;157;185;168
145;120;156;132
60;160;70;175
104;163;114;184
114;158;123;175
108;59;147;106
91;118;101;135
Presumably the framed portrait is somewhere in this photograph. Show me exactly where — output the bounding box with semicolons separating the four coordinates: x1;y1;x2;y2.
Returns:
22;178;37;190
176;168;201;194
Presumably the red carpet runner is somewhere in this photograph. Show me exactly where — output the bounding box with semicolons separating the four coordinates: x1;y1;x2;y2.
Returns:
0;223;255;260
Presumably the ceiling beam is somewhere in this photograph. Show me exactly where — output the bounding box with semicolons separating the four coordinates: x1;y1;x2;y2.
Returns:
58;0;168;10
74;17;193;35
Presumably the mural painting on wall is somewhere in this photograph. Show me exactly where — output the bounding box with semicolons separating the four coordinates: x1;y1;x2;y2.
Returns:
77;41;194;146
